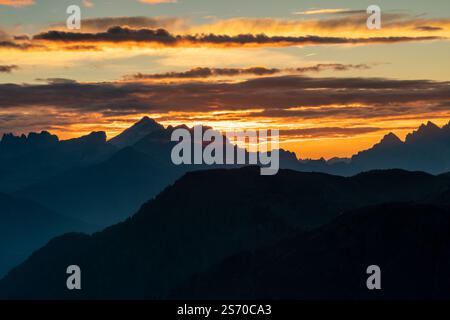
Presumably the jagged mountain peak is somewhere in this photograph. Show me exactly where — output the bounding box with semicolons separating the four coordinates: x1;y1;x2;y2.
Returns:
109;117;165;148
418;121;440;133
64;131;107;144
0;131;59;152
379;132;402;146
405;121;442;143
135;116;161;127
1;131;59;144
443;121;450;130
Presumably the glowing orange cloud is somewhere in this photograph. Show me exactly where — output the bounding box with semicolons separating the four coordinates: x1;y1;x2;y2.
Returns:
293;8;355;15
0;13;448;54
0;0;34;7
82;0;94;8
4;106;449;160
25;27;444;54
187;16;450;38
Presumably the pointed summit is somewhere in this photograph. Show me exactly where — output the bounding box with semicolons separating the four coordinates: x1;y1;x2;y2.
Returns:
109;117;164;148
442;121;450;134
370;132;403;150
379;132;402;146
405;121;441;143
420;121;439;132
135;116;154;126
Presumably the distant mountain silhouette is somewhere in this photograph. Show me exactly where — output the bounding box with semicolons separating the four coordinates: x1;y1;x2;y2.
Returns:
2;167;450;299
346;121;450;174
0;192;95;278
109;116;164;148
348;132;404;171
0;119;448;226
0;131;59;157
173;203;450;299
3;119;450;195
286;121;450;176
0;131;116;192
17;146;184;225
15;124;242;225
2;117;450;283
406;121;443;143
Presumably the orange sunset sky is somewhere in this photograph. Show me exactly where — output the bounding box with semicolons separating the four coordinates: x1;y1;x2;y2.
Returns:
1;0;449;159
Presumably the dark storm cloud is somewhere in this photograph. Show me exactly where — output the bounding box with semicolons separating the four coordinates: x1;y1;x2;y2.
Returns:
0;76;449;120
0;40;40;50
415;26;444;32
13;35;30;40
0;65;18;73
294;63;370;73
129;67;280;80
34;27;177;43
32;26;443;47
49;16;186;32
126;64;371;80
35;78;78;85
62;44;102;51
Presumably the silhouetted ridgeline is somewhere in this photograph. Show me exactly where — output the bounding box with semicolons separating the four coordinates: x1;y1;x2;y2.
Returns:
173;203;450;299
0;130;115;193
1;167;450;299
0;192;95;278
1;118;450;288
288;121;450;175
1;119;450;227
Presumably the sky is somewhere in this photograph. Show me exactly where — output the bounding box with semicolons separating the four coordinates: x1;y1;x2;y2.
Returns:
0;0;449;159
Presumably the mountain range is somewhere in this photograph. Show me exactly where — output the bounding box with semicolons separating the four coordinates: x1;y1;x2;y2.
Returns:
1;118;450;227
1;167;450;299
2;118;450;291
288;121;450;175
0;130;116;193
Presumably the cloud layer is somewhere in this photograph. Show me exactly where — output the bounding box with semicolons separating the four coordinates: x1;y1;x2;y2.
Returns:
47;16;186;33
1;76;449;118
0;0;34;7
0;65;18;73
1;75;449;158
28;26;443;51
125;64;371;81
0;11;447;53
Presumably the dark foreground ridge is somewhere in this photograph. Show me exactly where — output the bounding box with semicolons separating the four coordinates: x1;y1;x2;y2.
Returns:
1;167;450;299
174;203;450;299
